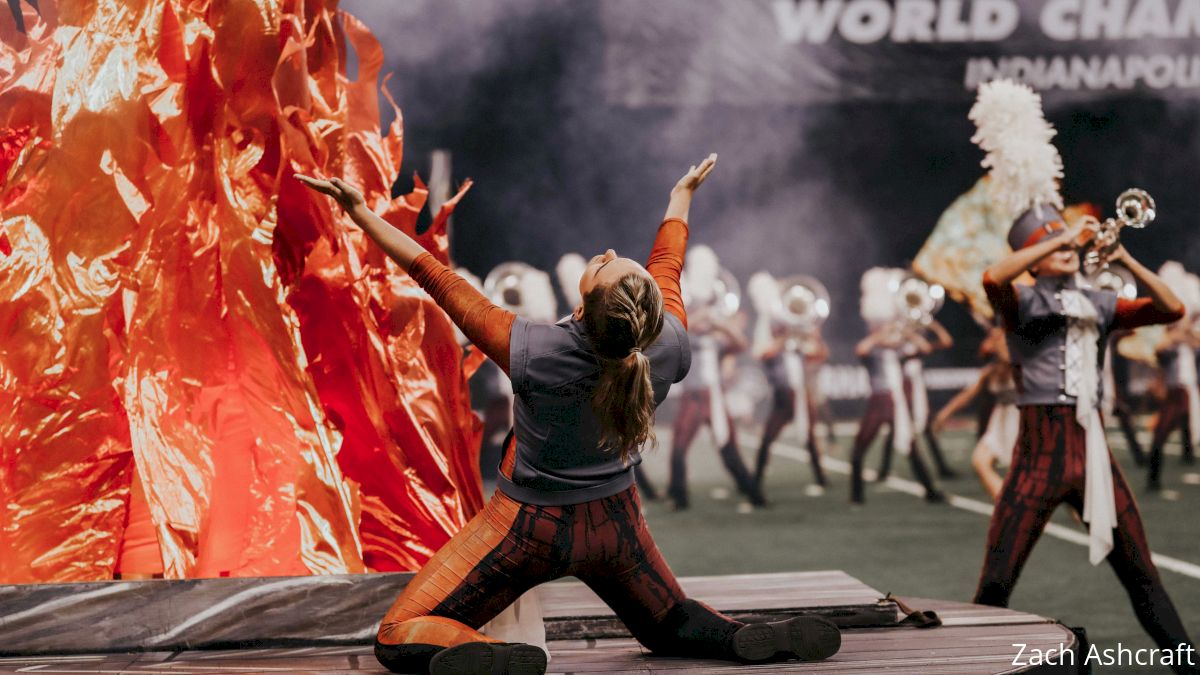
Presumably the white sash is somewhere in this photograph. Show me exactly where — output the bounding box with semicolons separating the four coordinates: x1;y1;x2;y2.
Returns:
782;341;810;442
903;358;929;432
699;336;730;446
1101;347;1116;421
881;350;913;456
1176;345;1200;447
1062;289;1117;566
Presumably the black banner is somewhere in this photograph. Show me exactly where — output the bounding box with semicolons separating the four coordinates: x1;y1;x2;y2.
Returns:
600;0;1200;105
343;0;1200;359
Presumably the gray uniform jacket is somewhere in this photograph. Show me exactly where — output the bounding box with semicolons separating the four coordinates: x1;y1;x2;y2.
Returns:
500;313;691;505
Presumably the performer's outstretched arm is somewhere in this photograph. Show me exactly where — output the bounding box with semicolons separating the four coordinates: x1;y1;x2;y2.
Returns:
1107;246;1185;328
663;154;716;223
296;175;429;271
983;221;1089;287
854;329;887;358
982;221;1090;327
295;174;516;373
925;319;954;350
647;153;718;327
907;330;934;355
932;367;989;432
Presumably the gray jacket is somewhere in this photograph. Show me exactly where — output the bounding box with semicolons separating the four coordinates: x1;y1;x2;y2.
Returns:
1006;276;1117;406
500;313;691;505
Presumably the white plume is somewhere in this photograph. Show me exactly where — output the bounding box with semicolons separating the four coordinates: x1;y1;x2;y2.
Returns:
1160;262;1200;314
683;245;720;304
747;271;780;314
969;79;1064;221
555;252;587;309
520;269;558;323
860;267;902;324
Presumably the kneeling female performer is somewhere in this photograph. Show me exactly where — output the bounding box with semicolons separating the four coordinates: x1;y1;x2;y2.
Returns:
297;155;841;675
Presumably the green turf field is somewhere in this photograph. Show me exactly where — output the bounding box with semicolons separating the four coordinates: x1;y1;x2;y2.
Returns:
635;421;1200;674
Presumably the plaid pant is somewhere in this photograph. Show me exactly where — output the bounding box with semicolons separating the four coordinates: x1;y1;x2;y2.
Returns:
848;392;938;502
975;406;1196;671
1149;386;1195;487
668;390;761;507
753;387;826;487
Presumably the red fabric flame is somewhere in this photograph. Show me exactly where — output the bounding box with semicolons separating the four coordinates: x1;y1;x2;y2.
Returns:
0;0;483;581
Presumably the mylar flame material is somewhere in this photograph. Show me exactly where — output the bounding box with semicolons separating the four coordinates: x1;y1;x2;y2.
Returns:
0;0;483;582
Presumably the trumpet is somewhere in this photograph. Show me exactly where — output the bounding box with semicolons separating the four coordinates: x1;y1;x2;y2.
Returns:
1079;188;1156;277
891;274;945;326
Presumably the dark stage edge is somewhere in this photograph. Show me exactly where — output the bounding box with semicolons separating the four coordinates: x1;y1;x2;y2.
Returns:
0;569;1080;667
0;593;1075;673
0;570;894;656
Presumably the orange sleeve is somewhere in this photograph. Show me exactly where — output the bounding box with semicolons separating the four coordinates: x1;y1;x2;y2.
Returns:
645;218;689;328
983;271;1019;330
1113;297;1185;331
409;253;516;375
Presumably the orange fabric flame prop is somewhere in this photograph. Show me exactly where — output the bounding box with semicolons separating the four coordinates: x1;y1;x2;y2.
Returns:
0;0;483;582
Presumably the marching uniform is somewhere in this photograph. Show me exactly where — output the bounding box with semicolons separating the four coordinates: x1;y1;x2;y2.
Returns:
376;219;806;673
878;346;957;481
977;365;1019;469
975;208;1196;672
1148;343;1200;489
753;336;827;491
667;325;763;509
848;345;943;504
1105;332;1147;465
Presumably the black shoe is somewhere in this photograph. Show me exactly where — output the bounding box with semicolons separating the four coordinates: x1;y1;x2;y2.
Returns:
747;489;769;507
731;615;842;663
925;490;947;504
938;469;960;480
429;642;547;675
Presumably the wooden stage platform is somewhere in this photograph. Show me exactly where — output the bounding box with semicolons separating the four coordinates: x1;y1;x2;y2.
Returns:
0;571;1076;673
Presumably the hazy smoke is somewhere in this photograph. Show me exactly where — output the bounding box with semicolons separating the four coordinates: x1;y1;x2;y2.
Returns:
341;0;1200;359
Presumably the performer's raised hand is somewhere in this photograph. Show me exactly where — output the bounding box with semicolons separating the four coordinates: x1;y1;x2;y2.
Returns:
1109;244;1185;317
295;174;366;215
665;153;717;222
673;153;718;195
1107;244;1130;264
1057;220;1095;250
294;173;427;270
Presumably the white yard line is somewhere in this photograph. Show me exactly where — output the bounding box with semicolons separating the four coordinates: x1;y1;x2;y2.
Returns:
745;433;1200;582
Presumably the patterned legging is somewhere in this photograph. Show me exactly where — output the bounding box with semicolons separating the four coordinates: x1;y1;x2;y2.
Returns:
668;389;762;508
877;380;954;479
374;485;743;673
848;392;939;503
1149;386;1195;488
753;387;826;488
975;405;1197;674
